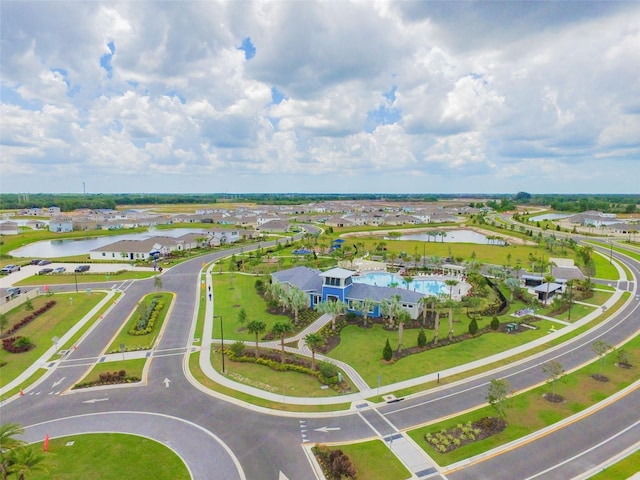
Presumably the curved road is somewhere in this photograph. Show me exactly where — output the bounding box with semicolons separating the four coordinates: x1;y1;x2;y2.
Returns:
1;238;639;479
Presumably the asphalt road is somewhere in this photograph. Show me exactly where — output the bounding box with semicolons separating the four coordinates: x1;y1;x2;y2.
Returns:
1;236;639;479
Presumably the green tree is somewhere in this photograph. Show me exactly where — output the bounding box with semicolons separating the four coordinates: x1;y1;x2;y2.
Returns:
287;287;309;325
315;299;347;330
468;317;478;335
246;320;267;359
417;329;427;347
592;340;613;378
542;360;565;399
504;277;520;303
304;332;324;370
0;423;26;480
24;299;34;313
272;321;293;364
382;338;393;361
445;279;459;299
237;308;247;330
486;378;512;419
490;316;500;331
380;294;403;328
5;446;48;480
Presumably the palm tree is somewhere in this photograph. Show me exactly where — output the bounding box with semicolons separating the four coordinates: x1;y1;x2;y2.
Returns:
504;277;520;303
0;423;26;480
304;332;324;371
445;279;459;299
315;299;347;330
543;273;556;306
442;297;459;342
287;287;309;325
432;295;447;345
360;298;376;327
271;321;293;364
246;320;267;359
396;310;411;353
6;447;47;480
380;294;403;328
419;296;433;327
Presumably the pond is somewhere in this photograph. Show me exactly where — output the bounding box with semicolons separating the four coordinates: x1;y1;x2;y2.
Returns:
9;228;210;258
385;229;506;245
352;271;449;296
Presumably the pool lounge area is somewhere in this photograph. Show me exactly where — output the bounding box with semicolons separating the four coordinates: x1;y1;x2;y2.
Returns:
352;271;471;299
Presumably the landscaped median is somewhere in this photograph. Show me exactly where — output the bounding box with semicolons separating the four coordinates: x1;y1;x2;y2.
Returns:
0;290;112;401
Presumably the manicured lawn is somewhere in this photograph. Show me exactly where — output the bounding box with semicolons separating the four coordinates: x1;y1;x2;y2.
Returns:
0;292;106;389
591;253;620;280
74;358;147;389
589;449;640;480
107;292;174;353
585;290;613;305
329;440;411;480
553;303;596;322
212;273;291;342
188;352;351;413
210;351;353;397
328;321;551;387
406;333;640;466
30;433;189;480
17;270;155;286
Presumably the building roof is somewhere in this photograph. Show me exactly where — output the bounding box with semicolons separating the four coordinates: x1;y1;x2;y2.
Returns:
271;266;323;292
320;267;355;279
533;282;563;293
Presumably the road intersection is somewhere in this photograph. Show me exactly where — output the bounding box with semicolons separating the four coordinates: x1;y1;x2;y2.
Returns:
1;241;639;479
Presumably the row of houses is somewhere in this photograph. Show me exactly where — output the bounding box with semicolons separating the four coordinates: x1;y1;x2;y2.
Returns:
88;229;246;261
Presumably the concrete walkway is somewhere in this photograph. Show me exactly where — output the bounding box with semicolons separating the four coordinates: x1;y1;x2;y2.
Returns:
0;289;118;397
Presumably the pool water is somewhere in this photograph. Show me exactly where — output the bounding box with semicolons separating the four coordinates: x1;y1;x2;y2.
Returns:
353;272;448;296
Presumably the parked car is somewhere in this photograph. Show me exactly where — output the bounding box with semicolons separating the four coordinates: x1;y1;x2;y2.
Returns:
74;265;90;273
6;287;21;297
37;260;52;266
53;267;66;273
38;268;54;275
0;264;20;274
30;259;43;265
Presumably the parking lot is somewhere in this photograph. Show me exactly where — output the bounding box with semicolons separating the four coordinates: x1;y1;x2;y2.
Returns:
0;262;154;290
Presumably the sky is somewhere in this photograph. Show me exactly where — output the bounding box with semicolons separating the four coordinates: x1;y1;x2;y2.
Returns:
1;1;639;195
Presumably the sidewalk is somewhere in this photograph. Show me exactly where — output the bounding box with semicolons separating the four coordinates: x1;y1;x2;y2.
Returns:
0;289;117;397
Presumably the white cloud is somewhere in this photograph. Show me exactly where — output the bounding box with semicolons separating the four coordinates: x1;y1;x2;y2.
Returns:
1;0;638;193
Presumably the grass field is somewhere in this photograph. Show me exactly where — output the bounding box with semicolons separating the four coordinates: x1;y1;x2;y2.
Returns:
29;433;189;480
328;320;552;387
589;449;640;480
406;336;640;466
0;292;107;389
323;440;411;480
212;272;292;342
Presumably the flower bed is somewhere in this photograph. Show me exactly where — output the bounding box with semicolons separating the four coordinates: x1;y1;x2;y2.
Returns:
2;300;56;337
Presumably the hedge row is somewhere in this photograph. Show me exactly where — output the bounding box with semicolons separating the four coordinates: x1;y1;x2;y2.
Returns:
128;300;165;336
2;300;57;338
74;370;141;389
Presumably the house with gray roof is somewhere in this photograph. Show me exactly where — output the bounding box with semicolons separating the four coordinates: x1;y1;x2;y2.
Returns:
271;266;425;319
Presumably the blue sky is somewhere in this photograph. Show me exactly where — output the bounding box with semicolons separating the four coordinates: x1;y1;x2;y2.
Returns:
1;1;638;194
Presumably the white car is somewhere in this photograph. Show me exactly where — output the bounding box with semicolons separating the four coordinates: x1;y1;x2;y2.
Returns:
0;264;20;274
53;267;66;274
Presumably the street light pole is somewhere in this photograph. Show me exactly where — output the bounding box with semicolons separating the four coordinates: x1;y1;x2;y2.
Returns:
214;315;225;373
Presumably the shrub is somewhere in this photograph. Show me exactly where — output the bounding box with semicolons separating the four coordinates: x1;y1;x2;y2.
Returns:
469;318;479;335
490;316;500;330
229;341;246;357
318;362;338;379
382;338;393;361
417;329;427;347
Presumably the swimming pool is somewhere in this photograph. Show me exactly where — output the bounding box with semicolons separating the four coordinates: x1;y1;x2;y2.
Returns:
352;272;449;296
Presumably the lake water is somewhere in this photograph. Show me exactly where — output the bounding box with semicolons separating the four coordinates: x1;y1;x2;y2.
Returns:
10;228;209;258
352;271;448;296
386;229;506;245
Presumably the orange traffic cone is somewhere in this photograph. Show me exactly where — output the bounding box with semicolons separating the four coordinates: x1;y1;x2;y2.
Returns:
73;344;78;350
19;389;24;396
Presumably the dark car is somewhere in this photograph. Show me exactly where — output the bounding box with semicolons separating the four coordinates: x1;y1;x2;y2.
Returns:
74;265;90;273
37;260;52;266
30;259;43;265
6;287;21;297
39;268;54;275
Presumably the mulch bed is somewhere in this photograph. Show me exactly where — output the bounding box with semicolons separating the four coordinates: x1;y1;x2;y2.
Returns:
590;374;609;382
543;393;564;403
